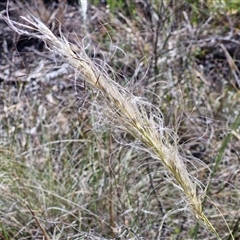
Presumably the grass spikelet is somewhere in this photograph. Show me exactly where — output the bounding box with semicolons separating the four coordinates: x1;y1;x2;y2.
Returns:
2;13;220;238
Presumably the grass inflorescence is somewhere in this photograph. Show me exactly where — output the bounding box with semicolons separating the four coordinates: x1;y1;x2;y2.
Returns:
2;12;220;238
1;1;240;239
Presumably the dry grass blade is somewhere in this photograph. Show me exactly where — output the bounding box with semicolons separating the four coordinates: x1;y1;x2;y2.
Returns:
1;13;220;238
26;204;51;240
220;43;240;89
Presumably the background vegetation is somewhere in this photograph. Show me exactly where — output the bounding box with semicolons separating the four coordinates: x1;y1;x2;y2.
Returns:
0;0;240;239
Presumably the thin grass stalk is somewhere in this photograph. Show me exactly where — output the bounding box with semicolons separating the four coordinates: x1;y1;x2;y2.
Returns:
1;13;220;238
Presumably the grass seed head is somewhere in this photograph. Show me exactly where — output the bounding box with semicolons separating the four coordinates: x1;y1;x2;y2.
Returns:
1;12;220;238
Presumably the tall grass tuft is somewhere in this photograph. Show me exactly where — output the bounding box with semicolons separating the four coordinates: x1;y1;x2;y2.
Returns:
2;13;221;238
